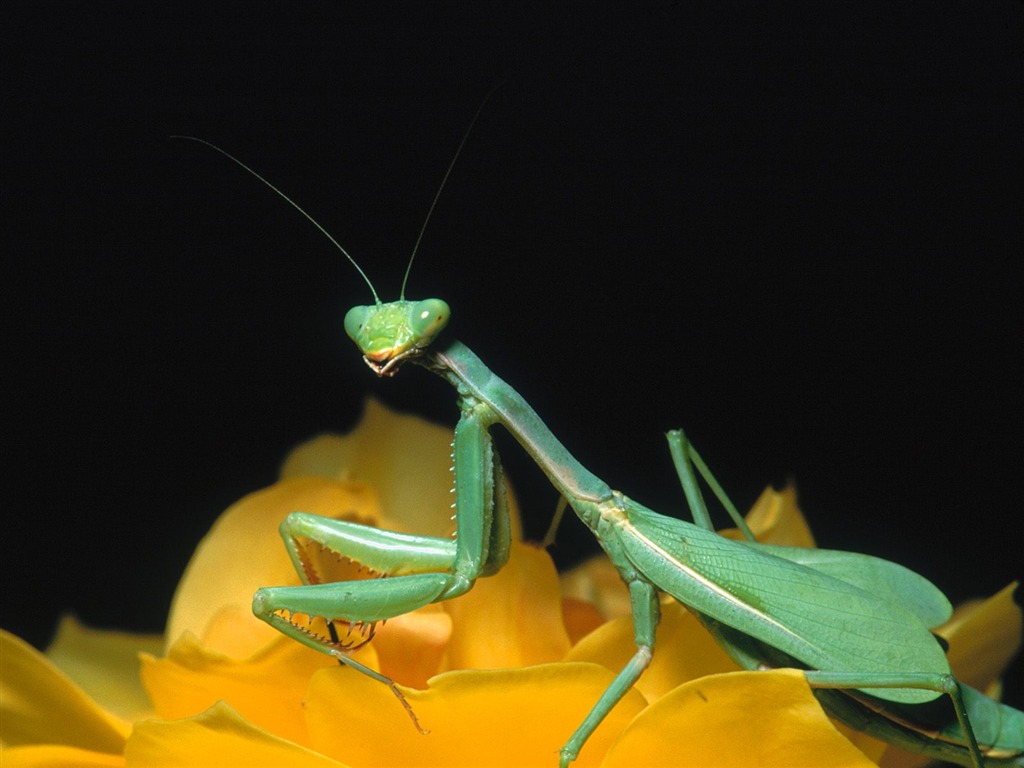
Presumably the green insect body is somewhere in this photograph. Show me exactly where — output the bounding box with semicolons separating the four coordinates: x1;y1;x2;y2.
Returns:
180;136;1024;768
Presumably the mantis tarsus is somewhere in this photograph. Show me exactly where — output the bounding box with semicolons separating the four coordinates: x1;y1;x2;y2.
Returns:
179;135;1023;767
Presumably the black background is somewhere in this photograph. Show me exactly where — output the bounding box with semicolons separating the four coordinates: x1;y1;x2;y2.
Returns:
4;3;1022;709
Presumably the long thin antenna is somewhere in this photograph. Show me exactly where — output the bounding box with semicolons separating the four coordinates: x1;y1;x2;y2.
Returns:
172;135;381;304
399;84;504;300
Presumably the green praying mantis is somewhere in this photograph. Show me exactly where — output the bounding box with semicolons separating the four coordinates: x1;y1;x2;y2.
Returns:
178;135;1023;767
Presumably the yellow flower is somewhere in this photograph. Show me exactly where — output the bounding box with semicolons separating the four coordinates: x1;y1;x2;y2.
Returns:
1;400;1019;766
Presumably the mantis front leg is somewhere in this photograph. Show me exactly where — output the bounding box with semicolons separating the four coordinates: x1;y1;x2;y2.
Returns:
252;397;511;709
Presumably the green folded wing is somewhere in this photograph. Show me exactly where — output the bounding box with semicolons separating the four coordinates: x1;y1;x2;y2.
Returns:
619;499;951;704
743;542;953;629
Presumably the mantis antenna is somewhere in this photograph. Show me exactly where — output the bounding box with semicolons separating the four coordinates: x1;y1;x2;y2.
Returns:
172;85;502;305
399;84;503;300
170;135;382;304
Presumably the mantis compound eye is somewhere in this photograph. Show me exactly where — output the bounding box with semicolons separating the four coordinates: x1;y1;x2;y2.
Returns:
410;298;451;341
344;305;371;341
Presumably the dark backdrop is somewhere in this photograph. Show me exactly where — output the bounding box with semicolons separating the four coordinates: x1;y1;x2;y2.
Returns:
4;2;1022;707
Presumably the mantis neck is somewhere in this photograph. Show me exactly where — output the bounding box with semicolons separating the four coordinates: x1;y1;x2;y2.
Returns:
424;339;613;506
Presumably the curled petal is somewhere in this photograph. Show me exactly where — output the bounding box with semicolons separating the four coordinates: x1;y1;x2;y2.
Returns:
166;477;381;658
939;582;1021;693
560;555;632;622
369;609;453;689
0;629;128;753
603;669;876;768
0;744;125;768
140;631;346;747
304;663;645;768
442;542;571;670
560;597;607;646
721;484;816;547
877;583;1024;768
124;700;346;768
565;599;737;703
45;617;161;723
280;399;522;540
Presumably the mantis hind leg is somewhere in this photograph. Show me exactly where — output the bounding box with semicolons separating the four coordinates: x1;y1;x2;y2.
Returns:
666;428;755;540
804;671;984;768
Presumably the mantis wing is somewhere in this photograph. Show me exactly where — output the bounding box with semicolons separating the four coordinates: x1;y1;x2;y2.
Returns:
742;541;953;629
619;500;951;704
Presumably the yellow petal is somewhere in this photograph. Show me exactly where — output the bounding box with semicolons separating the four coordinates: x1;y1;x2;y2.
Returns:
442;542;571;670
875;587;1022;768
280;398;522;540
565;599;738;703
721;484;816;547
874;740;925;768
0;744;125;768
603;669;876;768
939;582;1022;693
140;630;348;746
0;628;128;752
831;724;890;766
369;608;453;689
166;476;381;658
124;700;347;768
304;663;646;768
561;597;608;646
560;555;632;621
45;616;162;722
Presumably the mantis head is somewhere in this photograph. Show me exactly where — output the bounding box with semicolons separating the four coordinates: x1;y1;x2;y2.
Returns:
344;298;451;377
175;97;476;380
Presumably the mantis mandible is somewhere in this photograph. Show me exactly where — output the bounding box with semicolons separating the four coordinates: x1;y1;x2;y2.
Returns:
177;134;1024;767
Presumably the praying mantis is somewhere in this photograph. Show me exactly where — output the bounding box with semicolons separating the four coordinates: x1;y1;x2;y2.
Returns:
178;135;1023;767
